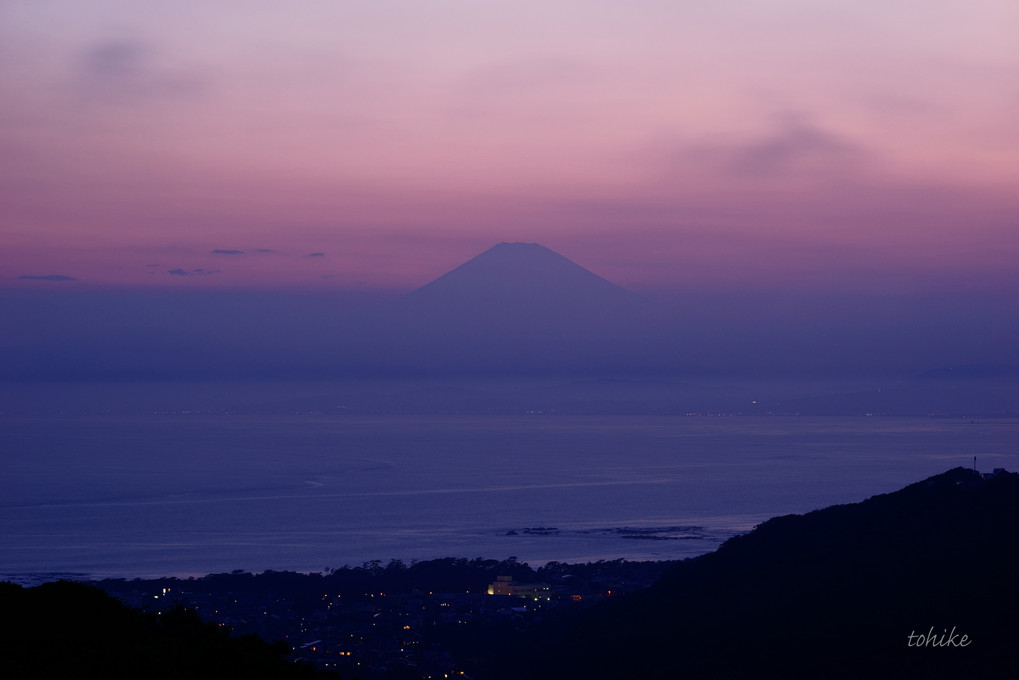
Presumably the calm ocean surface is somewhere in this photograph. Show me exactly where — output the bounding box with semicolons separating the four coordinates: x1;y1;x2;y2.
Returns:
2;415;1017;581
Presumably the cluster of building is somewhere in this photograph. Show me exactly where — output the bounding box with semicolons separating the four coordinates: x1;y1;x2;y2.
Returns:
98;562;672;679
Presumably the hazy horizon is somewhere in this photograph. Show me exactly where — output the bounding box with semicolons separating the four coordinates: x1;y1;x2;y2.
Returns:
2;242;1017;418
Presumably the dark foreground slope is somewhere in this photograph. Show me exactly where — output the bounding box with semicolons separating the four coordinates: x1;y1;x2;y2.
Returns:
0;580;335;680
516;468;1019;680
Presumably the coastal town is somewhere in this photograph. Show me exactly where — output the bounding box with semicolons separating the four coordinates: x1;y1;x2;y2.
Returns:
93;557;678;679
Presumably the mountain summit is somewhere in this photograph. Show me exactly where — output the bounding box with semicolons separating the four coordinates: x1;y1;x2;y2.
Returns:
405;242;637;310
390;242;653;374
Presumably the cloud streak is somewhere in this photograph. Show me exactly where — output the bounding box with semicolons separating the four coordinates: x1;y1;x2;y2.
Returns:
654;113;871;184
18;274;77;281
722;117;864;177
74;36;207;105
168;268;219;276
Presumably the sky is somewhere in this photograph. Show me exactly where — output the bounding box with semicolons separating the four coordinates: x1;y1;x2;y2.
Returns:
2;0;1017;295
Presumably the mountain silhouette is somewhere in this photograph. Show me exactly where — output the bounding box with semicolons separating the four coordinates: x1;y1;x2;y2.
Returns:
379;243;659;375
404;242;639;311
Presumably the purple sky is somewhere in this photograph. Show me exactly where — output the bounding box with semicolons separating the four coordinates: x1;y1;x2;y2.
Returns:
2;1;1017;296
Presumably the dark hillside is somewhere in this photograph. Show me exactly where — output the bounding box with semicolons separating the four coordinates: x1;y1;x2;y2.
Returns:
519;468;1019;679
0;580;333;680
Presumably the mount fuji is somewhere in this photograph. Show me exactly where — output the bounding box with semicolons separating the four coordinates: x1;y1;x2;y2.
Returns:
404;242;640;312
387;242;658;374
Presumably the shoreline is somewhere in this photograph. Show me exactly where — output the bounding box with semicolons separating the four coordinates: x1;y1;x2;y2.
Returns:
0;553;692;588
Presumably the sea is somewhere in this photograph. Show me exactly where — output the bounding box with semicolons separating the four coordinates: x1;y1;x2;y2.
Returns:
2;414;1017;583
